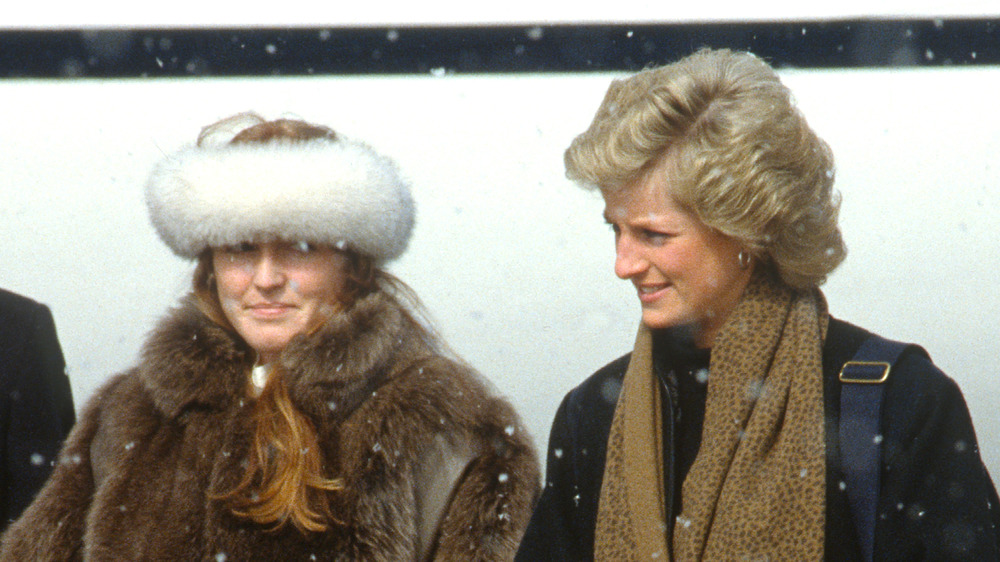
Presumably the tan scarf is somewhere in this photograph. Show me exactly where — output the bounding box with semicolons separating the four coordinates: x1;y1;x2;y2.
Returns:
595;272;828;561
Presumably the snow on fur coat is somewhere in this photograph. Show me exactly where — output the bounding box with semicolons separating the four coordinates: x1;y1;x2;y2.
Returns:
0;289;540;561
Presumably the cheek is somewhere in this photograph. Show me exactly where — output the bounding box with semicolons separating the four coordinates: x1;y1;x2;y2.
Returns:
213;275;241;305
320;257;351;298
212;267;254;325
286;273;321;298
654;245;699;276
288;268;345;302
695;251;746;302
686;261;730;299
218;297;241;327
214;270;247;301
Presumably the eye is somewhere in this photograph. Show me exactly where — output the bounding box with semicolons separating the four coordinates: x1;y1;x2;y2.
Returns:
223;241;257;254
641;229;671;245
293;241;315;253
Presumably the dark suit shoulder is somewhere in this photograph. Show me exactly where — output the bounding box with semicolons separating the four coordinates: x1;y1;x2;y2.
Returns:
0;289;49;340
0;288;44;311
563;353;631;414
0;290;64;390
824;317;941;378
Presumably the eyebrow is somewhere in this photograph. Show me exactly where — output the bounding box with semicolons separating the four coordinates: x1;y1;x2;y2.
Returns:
604;212;659;226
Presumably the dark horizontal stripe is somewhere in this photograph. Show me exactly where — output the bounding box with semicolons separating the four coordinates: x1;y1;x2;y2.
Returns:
1;19;997;78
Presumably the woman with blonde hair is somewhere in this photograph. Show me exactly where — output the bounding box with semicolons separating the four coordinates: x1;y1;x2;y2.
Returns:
516;48;999;560
1;112;538;560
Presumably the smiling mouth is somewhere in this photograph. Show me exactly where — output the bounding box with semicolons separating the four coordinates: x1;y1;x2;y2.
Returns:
636;284;670;303
247;303;294;316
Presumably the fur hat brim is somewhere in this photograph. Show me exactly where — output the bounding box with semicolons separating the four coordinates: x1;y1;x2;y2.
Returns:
145;138;414;262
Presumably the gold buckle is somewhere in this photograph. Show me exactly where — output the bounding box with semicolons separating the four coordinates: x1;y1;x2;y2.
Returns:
838;361;891;384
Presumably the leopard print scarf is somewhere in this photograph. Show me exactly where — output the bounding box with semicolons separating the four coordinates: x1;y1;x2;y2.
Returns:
595;271;828;561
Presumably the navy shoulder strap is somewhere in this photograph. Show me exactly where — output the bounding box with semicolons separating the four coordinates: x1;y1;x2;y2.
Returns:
838;334;910;562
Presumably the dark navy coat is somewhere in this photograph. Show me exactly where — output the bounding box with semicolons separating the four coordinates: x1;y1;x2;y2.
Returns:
516;318;1000;561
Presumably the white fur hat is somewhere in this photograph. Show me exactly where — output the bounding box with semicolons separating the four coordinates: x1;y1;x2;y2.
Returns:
145;118;414;263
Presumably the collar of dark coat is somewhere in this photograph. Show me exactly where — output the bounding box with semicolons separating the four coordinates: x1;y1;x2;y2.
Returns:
137;290;429;420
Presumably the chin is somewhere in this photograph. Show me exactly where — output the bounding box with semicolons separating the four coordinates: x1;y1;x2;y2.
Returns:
640;309;695;331
246;337;292;357
641;316;675;330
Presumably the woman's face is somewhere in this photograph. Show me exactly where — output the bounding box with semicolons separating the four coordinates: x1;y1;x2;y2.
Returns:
603;174;752;348
213;241;349;364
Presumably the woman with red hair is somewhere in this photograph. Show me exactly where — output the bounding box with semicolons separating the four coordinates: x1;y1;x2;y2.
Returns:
1;112;538;561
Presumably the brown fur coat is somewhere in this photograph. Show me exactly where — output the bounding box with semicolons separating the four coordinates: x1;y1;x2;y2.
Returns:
0;290;539;561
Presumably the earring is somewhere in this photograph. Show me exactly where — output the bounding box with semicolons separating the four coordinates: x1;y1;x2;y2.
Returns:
738;250;752;269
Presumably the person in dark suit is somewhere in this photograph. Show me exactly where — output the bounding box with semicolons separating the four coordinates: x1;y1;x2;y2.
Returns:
0;288;75;531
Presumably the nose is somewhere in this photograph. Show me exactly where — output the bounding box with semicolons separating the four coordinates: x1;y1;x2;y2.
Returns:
614;233;647;280
251;252;286;290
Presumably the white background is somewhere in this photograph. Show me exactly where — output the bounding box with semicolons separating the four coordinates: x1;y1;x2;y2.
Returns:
2;4;998;480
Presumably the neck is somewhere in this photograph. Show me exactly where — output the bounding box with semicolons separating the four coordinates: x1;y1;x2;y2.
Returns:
687;321;718;350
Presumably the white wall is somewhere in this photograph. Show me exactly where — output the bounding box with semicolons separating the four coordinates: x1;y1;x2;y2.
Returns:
1;67;998;481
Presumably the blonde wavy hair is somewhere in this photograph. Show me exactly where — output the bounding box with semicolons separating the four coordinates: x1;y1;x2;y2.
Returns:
565;48;846;288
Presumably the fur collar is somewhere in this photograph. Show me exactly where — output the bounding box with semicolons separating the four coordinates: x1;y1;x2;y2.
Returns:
138;290;430;421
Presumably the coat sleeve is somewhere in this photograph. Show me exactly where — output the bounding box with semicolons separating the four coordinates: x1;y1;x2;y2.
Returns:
431;396;540;562
515;356;625;562
875;352;1000;560
411;433;477;560
0;384;105;562
514;395;586;561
